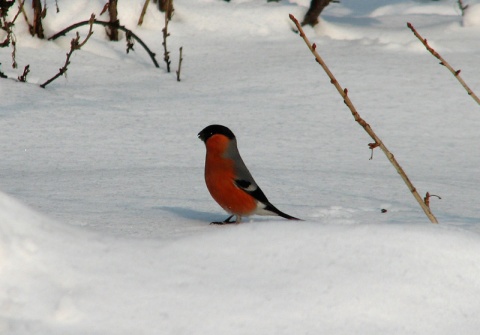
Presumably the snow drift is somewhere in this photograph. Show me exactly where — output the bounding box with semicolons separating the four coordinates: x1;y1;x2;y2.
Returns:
1;0;480;334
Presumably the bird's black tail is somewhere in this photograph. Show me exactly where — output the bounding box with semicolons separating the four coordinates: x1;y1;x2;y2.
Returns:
265;203;302;221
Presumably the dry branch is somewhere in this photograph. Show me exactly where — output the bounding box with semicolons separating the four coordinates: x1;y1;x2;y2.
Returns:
289;14;439;224
20;0;32;33
138;0;150;26
105;0;119;41
302;0;332;27
159;0;174;20
49;19;160;68
407;22;480;106
40;14;95;88
0;63;7;78
125;30;134;53
17;63;29;81
31;0;45;38
457;0;468;16
1;0;25;68
176;46;183;81
162;0;172;72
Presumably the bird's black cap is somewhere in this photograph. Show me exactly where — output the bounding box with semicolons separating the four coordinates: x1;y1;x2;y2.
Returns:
198;124;236;142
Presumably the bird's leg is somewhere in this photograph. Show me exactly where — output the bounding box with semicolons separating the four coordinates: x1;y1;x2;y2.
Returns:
210;215;236;225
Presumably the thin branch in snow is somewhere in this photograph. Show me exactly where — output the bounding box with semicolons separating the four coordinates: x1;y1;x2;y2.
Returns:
176;46;183;81
40;14;95;88
162;0;173;72
407;22;479;106
49;18;160;68
289;14;439;224
368;142;379;160
0;63;7;78
19;0;33;34
138;0;151;26
1;0;26;69
457;0;469;16
126;30;134;53
17;64;29;82
424;192;441;209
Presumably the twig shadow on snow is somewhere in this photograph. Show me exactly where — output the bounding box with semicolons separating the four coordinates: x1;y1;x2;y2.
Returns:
157;206;223;223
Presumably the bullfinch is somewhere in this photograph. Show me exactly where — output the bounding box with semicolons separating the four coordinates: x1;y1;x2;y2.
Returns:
198;124;301;224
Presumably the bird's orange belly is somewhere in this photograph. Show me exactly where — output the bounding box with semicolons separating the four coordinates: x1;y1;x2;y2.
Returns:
205;164;257;216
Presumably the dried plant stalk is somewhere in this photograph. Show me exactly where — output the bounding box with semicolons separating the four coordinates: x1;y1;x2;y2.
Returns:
176;46;183;81
289;14;438;224
40;14;95;88
457;0;469;16
407;22;479;106
49;19;159;68
1;0;26;68
31;0;45;38
17;64;29;82
138;0;151;26
162;0;172;72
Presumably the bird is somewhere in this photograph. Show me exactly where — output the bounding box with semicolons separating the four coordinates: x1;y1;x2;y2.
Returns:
198;124;301;224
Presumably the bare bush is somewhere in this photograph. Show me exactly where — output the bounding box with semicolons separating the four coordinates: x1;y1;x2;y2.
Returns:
290;14;439;223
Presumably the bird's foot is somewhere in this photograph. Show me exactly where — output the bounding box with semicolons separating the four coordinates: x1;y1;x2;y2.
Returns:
210;215;237;225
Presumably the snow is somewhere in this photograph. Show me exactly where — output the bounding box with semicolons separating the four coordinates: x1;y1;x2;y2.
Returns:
1;0;480;333
463;3;480;26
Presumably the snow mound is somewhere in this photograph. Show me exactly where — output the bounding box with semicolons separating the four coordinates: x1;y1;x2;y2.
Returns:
1;191;480;334
463;4;480;27
2;0;480;333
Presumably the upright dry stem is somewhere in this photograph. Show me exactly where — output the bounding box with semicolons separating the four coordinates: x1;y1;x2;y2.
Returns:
289;14;439;224
407;22;479;106
1;0;25;68
17;64;29;82
162;0;171;72
176;46;183;81
457;0;468;16
138;0;151;26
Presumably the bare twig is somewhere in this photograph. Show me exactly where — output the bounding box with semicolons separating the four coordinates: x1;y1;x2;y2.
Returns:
159;0;174;20
40;14;95;88
302;0;332;27
1;0;25;68
407;22;479;106
0;63;7;78
31;0;45;38
126;30;134;53
12;0;24;23
20;1;32;33
138;0;150;26
457;0;469;16
162;0;172;72
424;192;441;209
17;64;29;82
49;19;159;68
289;14;439;224
105;0;119;41
176;46;183;81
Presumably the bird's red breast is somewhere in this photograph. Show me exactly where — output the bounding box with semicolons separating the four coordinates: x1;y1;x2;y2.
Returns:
204;134;257;216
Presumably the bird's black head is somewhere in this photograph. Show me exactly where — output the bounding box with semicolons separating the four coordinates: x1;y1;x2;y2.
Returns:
198;125;236;142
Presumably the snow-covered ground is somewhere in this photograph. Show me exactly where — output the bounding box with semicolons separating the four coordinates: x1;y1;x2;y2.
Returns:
1;0;480;333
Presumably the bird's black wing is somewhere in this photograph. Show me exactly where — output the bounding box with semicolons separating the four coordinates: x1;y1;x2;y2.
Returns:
234;179;270;204
234;179;301;221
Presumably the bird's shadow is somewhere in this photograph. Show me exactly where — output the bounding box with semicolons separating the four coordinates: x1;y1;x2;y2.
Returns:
156;206;300;224
156;206;226;223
